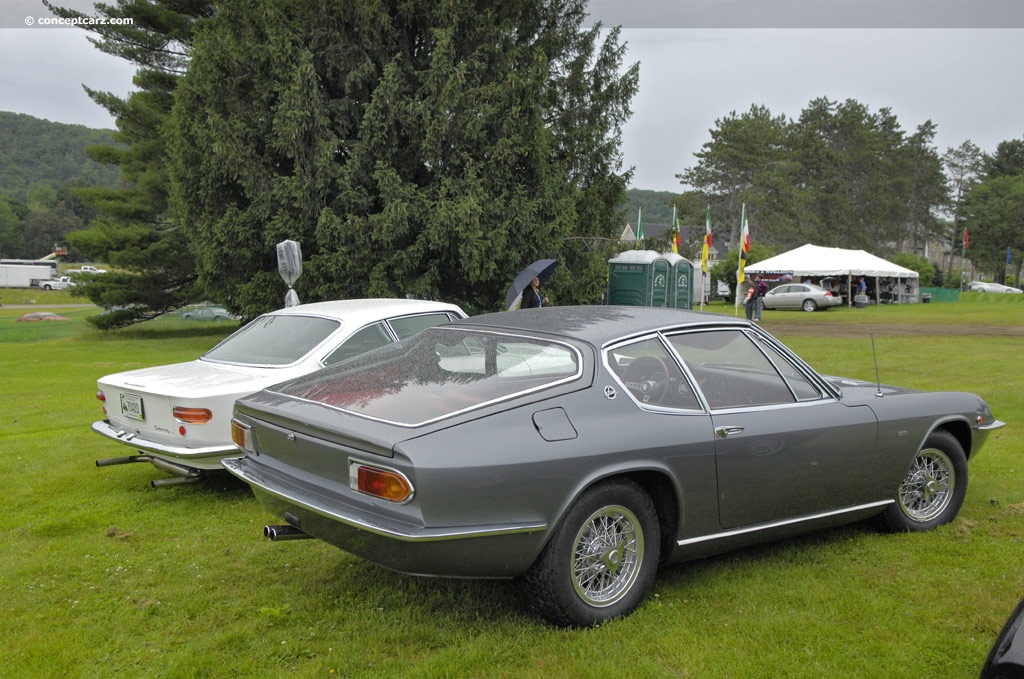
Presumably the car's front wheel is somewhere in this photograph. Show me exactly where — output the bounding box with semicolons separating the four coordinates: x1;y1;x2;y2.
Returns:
519;479;660;627
880;430;967;532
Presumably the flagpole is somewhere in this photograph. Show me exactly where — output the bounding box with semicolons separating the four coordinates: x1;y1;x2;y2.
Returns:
700;204;711;312
735;204;748;317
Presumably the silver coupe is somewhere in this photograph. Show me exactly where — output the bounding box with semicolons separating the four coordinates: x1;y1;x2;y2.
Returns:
224;306;1004;626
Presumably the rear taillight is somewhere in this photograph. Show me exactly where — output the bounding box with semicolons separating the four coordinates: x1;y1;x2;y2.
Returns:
349;462;413;503
824;291;833;297
231;419;253;453
172;407;213;424
96;390;107;416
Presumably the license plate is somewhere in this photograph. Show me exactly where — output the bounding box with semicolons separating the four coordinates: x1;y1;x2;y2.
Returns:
120;393;145;421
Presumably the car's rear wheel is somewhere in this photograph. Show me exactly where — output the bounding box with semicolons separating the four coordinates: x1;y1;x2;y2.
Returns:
519;479;660;627
880;430;967;532
802;299;818;312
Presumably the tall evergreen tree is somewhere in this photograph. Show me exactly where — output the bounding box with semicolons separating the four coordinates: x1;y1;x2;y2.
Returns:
170;0;637;317
48;0;212;328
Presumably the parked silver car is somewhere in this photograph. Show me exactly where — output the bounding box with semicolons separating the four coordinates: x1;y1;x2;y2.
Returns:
224;306;1003;626
968;281;1023;294
762;282;843;311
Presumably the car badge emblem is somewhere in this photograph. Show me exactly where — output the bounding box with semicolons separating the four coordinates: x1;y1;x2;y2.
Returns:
286;432;296;441
603;386;617;400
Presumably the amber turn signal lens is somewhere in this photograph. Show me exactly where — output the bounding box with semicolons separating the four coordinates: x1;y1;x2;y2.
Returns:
231;419;253;452
351;463;413;503
172;406;213;424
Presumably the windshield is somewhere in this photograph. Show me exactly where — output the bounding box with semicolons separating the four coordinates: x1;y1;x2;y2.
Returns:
275;327;582;425
203;314;340;366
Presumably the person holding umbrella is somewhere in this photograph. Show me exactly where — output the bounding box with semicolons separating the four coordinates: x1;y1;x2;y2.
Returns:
521;276;548;308
506;259;558;310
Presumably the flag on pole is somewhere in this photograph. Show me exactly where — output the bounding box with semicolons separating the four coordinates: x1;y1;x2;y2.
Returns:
671;206;681;254
736;204;750;285
963;227;969;251
1008;247;1013;264
635;207;644;241
701;205;712;273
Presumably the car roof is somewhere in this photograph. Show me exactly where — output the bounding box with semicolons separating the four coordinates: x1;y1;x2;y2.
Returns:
450;305;748;346
262;299;465;322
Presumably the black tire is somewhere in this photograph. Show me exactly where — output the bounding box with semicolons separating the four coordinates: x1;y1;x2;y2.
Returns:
802;299;818;312
880;430;967;532
519;479;660;627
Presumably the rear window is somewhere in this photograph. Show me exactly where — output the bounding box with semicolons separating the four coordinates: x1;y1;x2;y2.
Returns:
203;314;340;366
276;327;582;425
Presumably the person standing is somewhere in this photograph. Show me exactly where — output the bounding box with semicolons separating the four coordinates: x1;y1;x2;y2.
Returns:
755;276;769;321
520;276;547;309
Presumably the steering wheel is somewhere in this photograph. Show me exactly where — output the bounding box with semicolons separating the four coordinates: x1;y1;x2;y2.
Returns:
622;355;670;405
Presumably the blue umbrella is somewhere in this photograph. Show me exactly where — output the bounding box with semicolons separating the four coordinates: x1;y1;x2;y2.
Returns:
506;259;559;310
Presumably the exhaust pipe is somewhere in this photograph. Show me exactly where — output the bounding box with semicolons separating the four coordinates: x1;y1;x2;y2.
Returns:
264;524;314;541
96;454;202;487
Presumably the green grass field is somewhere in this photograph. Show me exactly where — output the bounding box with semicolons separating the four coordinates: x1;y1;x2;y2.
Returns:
1;295;1021;678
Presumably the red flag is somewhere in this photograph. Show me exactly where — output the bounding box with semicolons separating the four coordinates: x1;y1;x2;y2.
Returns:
963;227;969;250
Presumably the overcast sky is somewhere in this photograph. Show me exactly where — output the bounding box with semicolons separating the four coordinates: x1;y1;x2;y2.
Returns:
1;1;1021;193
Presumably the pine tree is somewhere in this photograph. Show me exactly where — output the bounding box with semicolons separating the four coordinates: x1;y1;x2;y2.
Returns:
170;0;637;317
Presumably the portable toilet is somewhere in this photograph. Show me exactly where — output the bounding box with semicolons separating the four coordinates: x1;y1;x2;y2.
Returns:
607;250;662;306
657;252;695;310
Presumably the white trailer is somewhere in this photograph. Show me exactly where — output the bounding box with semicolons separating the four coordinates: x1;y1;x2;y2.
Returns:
0;259;60;288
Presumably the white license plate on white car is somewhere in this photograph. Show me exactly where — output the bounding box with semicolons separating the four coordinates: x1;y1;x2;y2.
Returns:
120;393;145;421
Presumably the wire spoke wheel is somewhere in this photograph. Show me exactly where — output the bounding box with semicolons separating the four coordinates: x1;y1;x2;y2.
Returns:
898;447;955;522
571;505;644;607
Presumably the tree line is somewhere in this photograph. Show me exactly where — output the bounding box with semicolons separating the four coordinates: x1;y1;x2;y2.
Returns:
669;102;1024;287
24;1;1024;325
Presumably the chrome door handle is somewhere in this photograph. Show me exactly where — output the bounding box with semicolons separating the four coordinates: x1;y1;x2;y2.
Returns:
715;426;745;438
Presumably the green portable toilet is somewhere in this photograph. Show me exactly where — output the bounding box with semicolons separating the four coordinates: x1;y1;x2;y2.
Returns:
658;252;695;309
607;250;660;306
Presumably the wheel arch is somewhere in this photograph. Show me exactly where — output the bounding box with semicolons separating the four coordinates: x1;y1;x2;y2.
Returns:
561;468;680;564
932;418;973;459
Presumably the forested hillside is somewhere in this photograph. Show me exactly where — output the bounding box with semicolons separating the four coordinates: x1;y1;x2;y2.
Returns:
621;189;678;225
0;111;121;200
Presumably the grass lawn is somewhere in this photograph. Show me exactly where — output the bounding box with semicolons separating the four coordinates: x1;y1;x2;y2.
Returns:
1;294;1021;678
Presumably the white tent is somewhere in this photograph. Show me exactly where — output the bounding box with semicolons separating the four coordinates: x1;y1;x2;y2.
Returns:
745;244;920;305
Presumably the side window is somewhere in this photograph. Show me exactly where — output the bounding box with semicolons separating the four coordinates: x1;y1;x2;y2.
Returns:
751;336;822;401
666;330;796;409
322;322;392;366
388;312;456;341
607;337;700;410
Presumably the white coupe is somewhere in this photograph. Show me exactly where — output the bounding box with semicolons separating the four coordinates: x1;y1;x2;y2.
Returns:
93;299;466;486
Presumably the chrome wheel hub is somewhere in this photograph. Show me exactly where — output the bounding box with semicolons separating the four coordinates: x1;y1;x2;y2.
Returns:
572;505;644;607
899;448;954;522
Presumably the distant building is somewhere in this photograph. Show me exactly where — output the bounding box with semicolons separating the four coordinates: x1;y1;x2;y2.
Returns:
620;222;722;266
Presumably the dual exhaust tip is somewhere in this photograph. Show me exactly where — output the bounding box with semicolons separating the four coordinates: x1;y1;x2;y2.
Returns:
264;524;314;541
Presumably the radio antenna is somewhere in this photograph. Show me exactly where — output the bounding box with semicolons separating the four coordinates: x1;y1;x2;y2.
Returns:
869;324;883;397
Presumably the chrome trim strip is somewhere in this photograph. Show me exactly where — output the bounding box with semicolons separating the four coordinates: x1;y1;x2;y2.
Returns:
979;419;1006;431
676;500;893;547
223;458;548;542
92;420;236;459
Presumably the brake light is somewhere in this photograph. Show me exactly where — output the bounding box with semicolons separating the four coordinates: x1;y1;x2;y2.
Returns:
96;390;107;416
350;462;413;503
173;407;213;424
231;419;253;453
824;291;833;297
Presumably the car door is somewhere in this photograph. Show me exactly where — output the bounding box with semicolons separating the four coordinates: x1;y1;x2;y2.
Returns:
767;284;796;309
666;329;878;529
